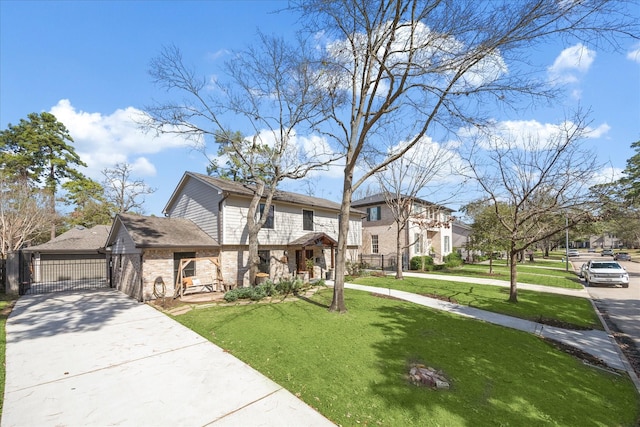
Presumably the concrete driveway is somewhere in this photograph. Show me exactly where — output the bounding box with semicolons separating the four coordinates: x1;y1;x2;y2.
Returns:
2;289;334;427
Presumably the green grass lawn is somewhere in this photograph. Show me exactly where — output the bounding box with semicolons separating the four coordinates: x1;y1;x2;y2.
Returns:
350;275;601;330
174;289;640;426
0;294;17;417
426;262;584;289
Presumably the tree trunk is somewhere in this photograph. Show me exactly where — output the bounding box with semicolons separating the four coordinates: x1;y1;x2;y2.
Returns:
508;250;518;302
329;173;353;313
395;220;403;279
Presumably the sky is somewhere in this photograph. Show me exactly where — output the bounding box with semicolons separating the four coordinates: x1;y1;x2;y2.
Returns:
1;1;639;218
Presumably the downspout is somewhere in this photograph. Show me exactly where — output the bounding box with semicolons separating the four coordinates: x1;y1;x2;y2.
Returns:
218;192;229;245
139;253;144;302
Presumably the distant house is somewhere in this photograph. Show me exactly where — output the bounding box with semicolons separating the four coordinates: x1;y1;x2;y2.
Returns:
107;172;363;300
352;194;454;266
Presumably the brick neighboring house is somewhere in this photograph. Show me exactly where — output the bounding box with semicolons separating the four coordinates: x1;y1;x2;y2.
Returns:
352;194;454;266
107;172;363;300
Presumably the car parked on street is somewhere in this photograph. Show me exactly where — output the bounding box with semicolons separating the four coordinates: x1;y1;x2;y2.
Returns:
613;252;632;261
568;249;580;257
581;260;629;288
601;249;614;256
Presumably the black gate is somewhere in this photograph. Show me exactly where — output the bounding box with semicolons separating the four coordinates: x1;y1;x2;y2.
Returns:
19;253;109;295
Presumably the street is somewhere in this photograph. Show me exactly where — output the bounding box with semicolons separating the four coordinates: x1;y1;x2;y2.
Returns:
573;254;640;370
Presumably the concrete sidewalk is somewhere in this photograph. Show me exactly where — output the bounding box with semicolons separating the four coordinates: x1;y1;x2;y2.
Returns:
342;282;627;371
2;289;335;427
401;271;590;298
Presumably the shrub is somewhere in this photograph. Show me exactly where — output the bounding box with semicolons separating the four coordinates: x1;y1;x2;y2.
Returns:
443;252;463;268
346;260;364;276
410;256;434;271
275;278;304;296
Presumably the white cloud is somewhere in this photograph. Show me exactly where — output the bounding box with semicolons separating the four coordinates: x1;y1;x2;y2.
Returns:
591;166;624;186
462;118;610;151
49;99;192;179
627;43;640;64
548;43;596;84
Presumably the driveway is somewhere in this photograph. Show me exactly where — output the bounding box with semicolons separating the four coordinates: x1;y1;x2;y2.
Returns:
2;289;334;427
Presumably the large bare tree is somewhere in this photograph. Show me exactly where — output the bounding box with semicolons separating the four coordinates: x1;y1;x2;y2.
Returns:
460;114;605;302
102;163;156;215
145;34;339;285
293;0;637;312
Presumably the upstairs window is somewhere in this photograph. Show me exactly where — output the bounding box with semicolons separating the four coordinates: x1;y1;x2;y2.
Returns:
366;206;381;221
259;203;275;229
303;209;314;231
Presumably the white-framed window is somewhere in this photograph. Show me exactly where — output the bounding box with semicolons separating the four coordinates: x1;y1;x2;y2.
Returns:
444;235;450;253
259;203;275;229
414;233;422;253
371;235;379;254
303;209;314;231
367;206;381;221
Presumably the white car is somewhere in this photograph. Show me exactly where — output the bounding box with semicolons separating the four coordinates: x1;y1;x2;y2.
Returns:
567;249;580;257
582;260;629;288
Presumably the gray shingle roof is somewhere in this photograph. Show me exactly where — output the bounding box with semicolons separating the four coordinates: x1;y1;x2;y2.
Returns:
186;172;360;213
24;225;110;253
113;213;219;248
352;193;454;213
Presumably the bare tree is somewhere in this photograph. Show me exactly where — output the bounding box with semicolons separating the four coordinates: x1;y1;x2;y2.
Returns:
102;163;156;215
0;175;52;258
374;138;456;278
460;114;604;302
145;34;340;285
293;0;637;312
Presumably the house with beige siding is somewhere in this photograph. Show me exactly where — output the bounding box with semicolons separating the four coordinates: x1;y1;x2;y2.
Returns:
107;171;363;300
352;194;454;267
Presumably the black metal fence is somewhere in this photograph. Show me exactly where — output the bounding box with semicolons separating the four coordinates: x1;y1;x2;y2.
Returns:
19;255;109;295
359;253;408;271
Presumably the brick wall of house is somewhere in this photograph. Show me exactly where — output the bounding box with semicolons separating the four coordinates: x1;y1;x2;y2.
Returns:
113;253;142;301
142;249;221;301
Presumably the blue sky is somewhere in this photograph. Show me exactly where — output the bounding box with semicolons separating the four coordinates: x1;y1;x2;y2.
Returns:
1;1;639;216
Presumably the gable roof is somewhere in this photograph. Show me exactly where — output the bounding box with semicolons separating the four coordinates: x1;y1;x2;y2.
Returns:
164;171;364;214
23;225;110;253
288;232;338;247
352;193;454;213
107;213;219;249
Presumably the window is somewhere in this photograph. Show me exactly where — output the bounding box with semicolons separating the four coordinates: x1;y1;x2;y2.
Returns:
444;236;450;253
366;206;381;221
414;233;422;253
258;250;270;273
371;235;379;254
303;209;314;231
259;203;275;229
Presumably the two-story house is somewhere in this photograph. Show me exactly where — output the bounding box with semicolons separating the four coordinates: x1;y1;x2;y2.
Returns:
352;194;454;267
107;172;363;301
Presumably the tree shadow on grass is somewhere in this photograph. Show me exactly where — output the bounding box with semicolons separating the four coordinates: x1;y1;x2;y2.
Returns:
364;297;638;426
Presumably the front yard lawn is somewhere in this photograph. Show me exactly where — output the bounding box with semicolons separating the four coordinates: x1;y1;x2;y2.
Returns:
174;288;640;426
350;275;601;330
427;263;583;289
0;294;17;417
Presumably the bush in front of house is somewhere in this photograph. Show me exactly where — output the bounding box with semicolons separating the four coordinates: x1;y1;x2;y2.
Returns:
410;255;434;271
224;278;309;302
443;252;463;268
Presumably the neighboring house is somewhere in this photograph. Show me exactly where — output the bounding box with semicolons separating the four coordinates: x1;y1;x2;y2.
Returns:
452;221;474;261
107;172;363;301
106;213;220;301
352;194;454;265
21;225;111;294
